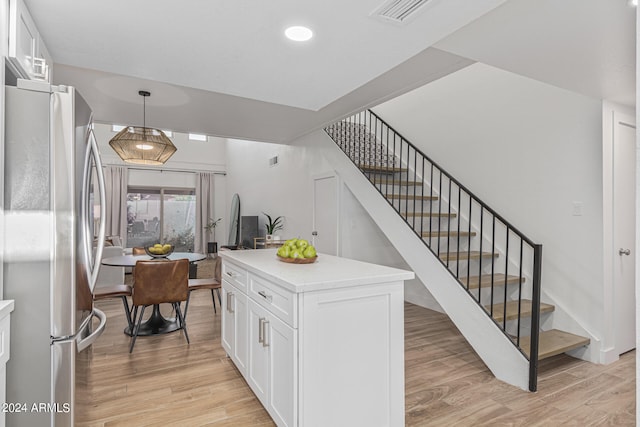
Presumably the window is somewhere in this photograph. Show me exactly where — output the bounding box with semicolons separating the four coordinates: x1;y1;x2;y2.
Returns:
127;187;196;251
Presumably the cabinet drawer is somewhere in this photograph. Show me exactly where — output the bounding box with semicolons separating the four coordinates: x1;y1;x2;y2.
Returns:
249;274;297;328
222;261;248;292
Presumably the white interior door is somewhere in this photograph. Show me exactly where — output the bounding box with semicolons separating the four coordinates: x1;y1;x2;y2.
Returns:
312;174;338;256
613;111;636;355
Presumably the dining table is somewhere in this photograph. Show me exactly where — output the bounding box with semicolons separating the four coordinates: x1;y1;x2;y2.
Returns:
101;252;206;337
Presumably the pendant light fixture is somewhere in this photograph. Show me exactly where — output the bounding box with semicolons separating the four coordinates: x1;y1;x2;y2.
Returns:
109;90;177;165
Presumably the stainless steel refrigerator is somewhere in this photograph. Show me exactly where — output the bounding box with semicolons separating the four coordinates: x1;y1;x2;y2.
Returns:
4;79;107;426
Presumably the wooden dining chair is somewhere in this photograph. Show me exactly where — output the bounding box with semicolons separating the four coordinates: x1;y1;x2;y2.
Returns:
129;259;190;353
93;246;133;329
183;257;222;320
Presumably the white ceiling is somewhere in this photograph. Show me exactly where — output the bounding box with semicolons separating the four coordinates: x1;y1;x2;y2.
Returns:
22;0;636;143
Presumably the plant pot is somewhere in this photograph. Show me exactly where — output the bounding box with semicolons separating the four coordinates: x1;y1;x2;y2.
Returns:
207;242;218;254
266;234;273;242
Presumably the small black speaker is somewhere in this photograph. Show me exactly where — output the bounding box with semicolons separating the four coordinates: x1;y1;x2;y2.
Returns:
240;216;259;249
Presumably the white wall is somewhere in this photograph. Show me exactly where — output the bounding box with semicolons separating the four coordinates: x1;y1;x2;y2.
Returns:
373;63;607;358
0;0;7;298
224;138;331;242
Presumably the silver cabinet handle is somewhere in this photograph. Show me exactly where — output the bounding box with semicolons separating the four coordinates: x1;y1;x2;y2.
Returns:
258;291;273;302
263;320;270;347
258;317;265;343
619;248;631;256
226;271;235;277
227;292;234;313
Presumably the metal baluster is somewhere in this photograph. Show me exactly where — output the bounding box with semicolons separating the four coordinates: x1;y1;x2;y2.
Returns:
413;146;417;231
516;239;524;347
446;177;452;266
490;216;496;316
503;227;510;331
529;244;543;392
466;196;472;295
420;157;425;239
438;169;443;259
478;206;484;303
429;163;434;248
457;185;462;280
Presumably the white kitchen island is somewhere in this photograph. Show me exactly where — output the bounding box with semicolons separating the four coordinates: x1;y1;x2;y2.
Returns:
219;249;414;427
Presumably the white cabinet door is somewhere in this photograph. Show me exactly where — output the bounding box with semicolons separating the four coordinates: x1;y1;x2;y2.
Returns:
8;0;37;78
248;299;296;427
221;282;235;355
232;289;248;374
266;310;296;427
222;281;248;375
247;300;269;404
8;0;51;81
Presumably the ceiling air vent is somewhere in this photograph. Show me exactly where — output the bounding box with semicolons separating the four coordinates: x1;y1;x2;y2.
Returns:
372;0;433;23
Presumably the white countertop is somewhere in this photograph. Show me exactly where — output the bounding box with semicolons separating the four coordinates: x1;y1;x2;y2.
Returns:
220;249;414;293
0;300;15;319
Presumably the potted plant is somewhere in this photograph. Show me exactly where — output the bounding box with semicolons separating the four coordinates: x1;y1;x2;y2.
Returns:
263;212;284;241
204;217;222;255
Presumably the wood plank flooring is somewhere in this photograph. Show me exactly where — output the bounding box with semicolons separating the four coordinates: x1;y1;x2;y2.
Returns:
77;294;635;426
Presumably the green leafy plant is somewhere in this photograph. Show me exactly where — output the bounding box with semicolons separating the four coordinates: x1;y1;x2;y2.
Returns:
204;217;222;241
263;212;284;235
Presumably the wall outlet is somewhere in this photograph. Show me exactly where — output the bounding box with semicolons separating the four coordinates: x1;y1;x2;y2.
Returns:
572;201;583;216
269;155;279;167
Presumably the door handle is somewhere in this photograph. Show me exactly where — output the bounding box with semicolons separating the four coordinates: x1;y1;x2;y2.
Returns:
227;292;234;313
263;320;270;347
312;231;318;236
257;291;272;302
258;318;265;343
619;248;631;256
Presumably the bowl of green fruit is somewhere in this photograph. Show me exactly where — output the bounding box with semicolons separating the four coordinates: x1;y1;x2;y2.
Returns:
276;238;317;264
145;243;174;258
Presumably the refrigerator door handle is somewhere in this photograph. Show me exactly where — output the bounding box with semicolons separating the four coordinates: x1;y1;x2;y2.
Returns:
76;308;106;352
82;129;107;292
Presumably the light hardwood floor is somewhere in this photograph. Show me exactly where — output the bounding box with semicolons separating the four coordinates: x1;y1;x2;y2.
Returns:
77;293;635;426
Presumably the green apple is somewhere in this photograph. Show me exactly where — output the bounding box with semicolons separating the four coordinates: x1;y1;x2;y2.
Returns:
303;246;317;258
277;246;290;258
296;239;309;250
290;248;304;259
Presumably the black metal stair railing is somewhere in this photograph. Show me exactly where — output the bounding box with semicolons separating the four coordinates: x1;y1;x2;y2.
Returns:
324;109;543;392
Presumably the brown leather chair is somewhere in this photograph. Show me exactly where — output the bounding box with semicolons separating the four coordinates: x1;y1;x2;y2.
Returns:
132;247;146;255
94;284;133;329
184;257;222;319
129;259;190;353
94;246;133;329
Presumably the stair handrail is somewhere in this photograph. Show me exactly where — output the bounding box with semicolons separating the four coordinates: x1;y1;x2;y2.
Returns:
325;109;543;392
366;110;537;248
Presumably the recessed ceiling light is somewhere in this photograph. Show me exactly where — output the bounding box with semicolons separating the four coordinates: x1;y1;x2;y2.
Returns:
285;26;313;42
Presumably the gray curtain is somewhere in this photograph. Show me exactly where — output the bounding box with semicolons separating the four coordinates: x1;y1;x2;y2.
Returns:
195;172;215;254
104;165;128;244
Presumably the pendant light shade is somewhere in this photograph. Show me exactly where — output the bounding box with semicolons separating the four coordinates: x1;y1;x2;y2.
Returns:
109;91;177;165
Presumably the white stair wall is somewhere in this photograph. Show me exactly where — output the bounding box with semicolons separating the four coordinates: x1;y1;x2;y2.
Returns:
311;130;531;390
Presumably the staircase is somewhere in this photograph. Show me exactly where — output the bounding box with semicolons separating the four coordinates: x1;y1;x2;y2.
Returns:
324;110;590;391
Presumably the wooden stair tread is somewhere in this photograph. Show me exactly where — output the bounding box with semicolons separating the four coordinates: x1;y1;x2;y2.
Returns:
440;251;498;262
459;274;524;289
386;194;438;201
370;177;422;186
487;300;554;322
519;329;590;360
404;212;457;218
358;164;407;173
422;230;476;238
